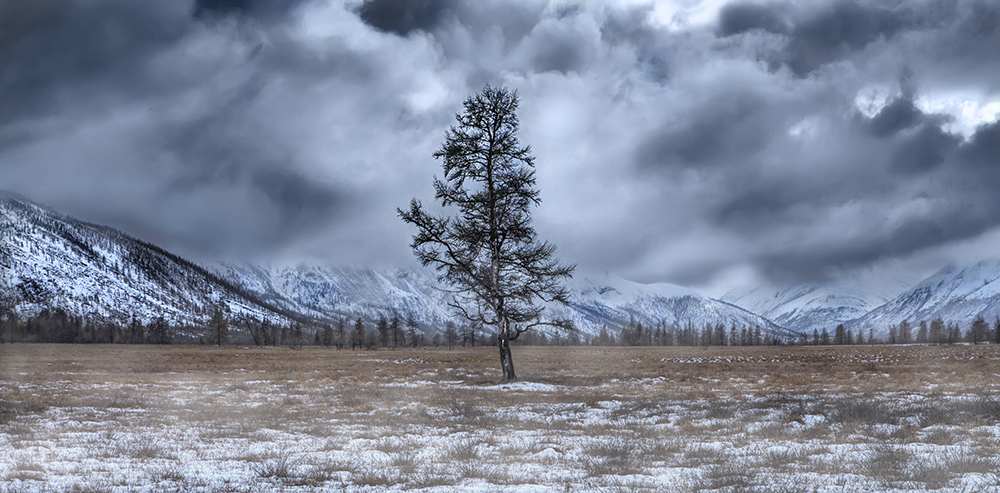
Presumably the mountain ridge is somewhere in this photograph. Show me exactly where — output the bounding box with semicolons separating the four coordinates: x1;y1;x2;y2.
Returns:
6;190;1000;342
1;191;792;340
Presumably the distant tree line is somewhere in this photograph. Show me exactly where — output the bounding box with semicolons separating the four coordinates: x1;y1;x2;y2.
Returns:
4;303;1000;349
0;308;176;345
565;320;779;347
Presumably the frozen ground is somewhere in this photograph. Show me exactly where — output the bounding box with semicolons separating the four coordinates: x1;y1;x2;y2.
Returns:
2;344;1000;492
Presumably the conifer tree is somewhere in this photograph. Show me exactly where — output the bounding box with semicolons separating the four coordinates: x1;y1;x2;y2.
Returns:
970;315;988;344
400;85;574;382
377;314;390;348
898;320;912;344
209;306;228;346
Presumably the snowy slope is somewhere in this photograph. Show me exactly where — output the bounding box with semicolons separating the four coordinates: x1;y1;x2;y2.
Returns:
211;266;797;339
561;274;794;337
211;263;456;326
0;191;299;327
722;284;892;333
849;260;1000;336
0;190;796;341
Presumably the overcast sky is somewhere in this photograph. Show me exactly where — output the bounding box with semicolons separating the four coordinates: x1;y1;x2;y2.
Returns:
2;0;999;296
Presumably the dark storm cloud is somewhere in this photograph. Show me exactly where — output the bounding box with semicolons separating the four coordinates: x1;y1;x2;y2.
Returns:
887;124;959;174
716;1;965;76
250;168;343;226
706;105;1000;283
191;0;308;20
526;23;589;74
0;0;375;260
637;90;770;169
717;2;788;36
784;1;918;75
356;0;456;36
3;0;1000;292
867;97;924;138
961;121;1000;168
0;1;190;122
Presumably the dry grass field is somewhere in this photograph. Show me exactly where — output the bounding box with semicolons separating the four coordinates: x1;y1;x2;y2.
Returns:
3;343;1000;492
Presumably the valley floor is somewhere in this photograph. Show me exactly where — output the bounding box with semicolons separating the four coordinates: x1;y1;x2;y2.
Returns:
2;344;1000;492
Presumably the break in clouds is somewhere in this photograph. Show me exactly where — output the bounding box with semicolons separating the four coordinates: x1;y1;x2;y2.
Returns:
1;0;999;293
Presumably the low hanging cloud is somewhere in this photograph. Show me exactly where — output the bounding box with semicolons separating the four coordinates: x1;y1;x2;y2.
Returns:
1;0;999;292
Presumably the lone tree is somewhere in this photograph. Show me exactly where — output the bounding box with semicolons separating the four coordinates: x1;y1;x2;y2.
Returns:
209;306;228;346
399;85;574;382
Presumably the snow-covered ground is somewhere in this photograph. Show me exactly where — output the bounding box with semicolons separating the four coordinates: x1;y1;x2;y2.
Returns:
2;344;1000;492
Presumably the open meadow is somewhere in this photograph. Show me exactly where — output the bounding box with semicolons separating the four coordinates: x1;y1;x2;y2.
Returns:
3;343;1000;492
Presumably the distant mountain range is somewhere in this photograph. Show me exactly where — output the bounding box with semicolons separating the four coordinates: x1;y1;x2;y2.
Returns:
0;191;788;340
847;260;1000;334
3;190;1000;340
722;262;1000;337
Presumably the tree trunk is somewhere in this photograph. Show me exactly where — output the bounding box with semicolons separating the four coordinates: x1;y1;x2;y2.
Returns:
498;319;516;383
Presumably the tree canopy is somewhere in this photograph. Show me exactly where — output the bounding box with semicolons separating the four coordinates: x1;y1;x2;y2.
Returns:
399;85;574;382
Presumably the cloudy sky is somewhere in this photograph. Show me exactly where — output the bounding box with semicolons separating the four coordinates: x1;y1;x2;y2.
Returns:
2;0;999;295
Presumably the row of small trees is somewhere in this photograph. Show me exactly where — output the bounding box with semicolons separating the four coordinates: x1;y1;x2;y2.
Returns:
0;308;172;344
595;321;776;347
5;305;1000;349
0;306;444;349
803;316;1000;346
883;316;1000;345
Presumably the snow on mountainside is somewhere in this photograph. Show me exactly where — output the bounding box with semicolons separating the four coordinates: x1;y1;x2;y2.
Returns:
560;274;794;337
0;191;299;327
211;266;797;340
1;191;795;339
849;260;1000;336
9;190;1000;341
723;284;892;333
210;263;456;326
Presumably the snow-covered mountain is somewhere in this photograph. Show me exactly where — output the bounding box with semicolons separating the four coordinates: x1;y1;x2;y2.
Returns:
17;189;1000;342
560;274;794;337
209;265;795;339
0;191;303;327
722;284;894;333
1;191;796;340
849;260;1000;337
210;263;457;326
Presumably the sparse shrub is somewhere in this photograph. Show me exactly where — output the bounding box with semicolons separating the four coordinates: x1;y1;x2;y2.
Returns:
253;454;294;478
9;459;46;482
448;399;484;422
644;437;684;462
827;398;894;427
694;461;758;490
350;471;395;487
100;390;149;409
110;438;173;460
447;438;481;461
407;470;453;488
393;451;418;475
944;448;996;474
607;399;662;421
923;427;959;445
585;437;645;476
157;465;186;482
459;462;524;484
765;447;809;468
966;396;1000;422
911;462;952;490
752;421;789;439
905;448;995;489
680;444;732;468
704;404;735;420
0;396;48;424
374;437;408;455
863;443;911;482
913;403;958;427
